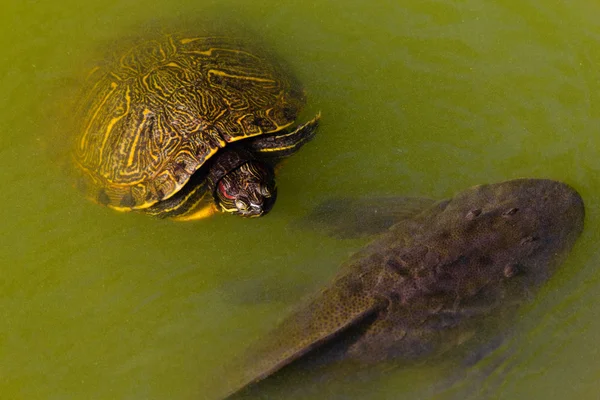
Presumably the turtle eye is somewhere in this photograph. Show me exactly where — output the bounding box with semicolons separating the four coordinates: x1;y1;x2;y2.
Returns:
260;186;272;198
235;199;249;211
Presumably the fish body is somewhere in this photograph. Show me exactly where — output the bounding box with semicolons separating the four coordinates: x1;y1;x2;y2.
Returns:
220;179;584;398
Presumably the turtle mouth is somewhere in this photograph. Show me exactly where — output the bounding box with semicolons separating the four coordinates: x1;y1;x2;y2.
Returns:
240;194;277;217
239;205;266;217
226;186;277;217
214;182;278;217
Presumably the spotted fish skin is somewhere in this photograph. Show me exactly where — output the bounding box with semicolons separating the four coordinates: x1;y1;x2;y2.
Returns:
338;178;584;362
219;179;584;398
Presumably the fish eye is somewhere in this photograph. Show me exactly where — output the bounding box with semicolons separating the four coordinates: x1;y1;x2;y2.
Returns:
503;263;521;278
503;207;519;217
466;208;482;220
520;236;538;245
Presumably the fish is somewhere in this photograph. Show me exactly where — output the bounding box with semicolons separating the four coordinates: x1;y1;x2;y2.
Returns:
216;179;584;398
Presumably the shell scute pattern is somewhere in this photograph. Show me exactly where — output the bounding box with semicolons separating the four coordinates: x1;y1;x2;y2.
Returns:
75;35;300;210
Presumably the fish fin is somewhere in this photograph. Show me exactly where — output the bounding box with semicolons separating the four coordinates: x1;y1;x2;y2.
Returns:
294;196;436;239
426;330;516;400
216;275;386;399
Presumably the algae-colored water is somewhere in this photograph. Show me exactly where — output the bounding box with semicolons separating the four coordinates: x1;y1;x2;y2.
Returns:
2;0;600;399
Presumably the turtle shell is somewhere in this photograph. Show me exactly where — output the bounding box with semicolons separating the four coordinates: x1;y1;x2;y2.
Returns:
74;34;305;210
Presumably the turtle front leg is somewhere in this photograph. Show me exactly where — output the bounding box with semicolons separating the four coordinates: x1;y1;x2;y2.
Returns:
247;112;321;159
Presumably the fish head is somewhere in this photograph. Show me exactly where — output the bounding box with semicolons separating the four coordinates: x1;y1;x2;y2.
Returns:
437;178;584;290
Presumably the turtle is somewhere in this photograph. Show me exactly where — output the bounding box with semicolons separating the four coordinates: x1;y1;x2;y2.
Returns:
73;34;320;220
215;179;584;398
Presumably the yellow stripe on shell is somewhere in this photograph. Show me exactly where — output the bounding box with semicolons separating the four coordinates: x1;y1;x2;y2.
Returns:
96;116;226;209
98;148;216;212
153;180;210;214
253;113;321;152
178;38;258;58
86;66;101;79
79;81;118;152
98;85;131;164
207;69;276;84
267;112;321;138
263;107;296;132
126;108;152;167
179;37;204;45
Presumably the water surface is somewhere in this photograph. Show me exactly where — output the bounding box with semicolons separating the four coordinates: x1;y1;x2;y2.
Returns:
2;0;600;399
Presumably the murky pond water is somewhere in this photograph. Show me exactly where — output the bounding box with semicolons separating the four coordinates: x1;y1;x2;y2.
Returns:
2;0;600;399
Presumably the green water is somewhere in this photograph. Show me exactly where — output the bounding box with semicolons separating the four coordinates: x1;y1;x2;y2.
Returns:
2;0;600;399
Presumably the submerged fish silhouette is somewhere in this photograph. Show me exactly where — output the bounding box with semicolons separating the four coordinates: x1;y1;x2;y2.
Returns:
217;179;584;398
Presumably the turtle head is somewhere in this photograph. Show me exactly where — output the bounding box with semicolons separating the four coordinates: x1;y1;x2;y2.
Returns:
215;161;277;217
